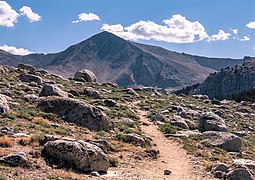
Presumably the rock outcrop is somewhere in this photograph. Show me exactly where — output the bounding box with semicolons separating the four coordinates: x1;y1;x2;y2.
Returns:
37;97;111;131
191;56;255;100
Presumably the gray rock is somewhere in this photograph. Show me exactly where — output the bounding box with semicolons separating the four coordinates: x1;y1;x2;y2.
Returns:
171;115;189;129
29;81;38;87
19;74;43;85
214;171;226;179
84;87;101;99
104;99;118;107
233;159;255;171
42;139;109;172
74;69;97;82
37;69;48;75
226;166;254;180
0;152;29;167
89;140;112;153
202;131;242;152
199;112;227;132
121;133;150;147
18;64;36;72
112;117;135;126
0;94;10;113
96;105;110;112
213;163;229;172
37;96;110;131
24;94;39;102
192;94;209;100
152;113;170;123
125;88;139;96
238;107;251;114
39;84;68;97
68;89;80;97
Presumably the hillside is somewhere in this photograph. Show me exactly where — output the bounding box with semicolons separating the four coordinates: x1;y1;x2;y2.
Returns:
0;32;242;89
0;65;254;179
190;56;255;100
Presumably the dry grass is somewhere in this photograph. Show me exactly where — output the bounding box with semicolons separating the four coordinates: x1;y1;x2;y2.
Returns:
0;148;11;157
0;137;14;148
52;169;86;180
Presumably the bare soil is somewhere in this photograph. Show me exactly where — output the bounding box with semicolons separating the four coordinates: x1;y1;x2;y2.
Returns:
103;108;215;180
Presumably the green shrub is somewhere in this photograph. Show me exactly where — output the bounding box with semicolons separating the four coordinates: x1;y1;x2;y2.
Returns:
158;124;177;134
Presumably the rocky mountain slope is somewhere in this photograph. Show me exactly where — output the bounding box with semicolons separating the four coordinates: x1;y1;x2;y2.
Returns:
189;56;255;100
0;32;242;89
0;64;254;179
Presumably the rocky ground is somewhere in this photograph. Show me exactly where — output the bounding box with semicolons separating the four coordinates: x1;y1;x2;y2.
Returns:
0;65;254;180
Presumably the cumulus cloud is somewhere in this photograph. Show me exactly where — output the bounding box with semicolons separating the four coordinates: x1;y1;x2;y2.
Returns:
101;14;209;43
19;6;41;22
246;21;255;29
0;45;33;55
239;35;250;41
209;30;231;41
72;13;100;23
0;1;19;27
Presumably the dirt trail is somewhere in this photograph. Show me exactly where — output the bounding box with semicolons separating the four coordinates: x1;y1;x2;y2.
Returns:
105;108;214;180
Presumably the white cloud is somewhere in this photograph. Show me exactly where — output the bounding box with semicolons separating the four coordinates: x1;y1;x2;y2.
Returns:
209;30;231;41
246;21;255;29
253;45;255;51
19;6;41;22
0;1;19;27
101;14;209;43
231;29;238;35
0;45;33;55
72;13;100;23
239;35;250;41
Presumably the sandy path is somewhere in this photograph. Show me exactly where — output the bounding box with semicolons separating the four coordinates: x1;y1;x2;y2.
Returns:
104;107;214;180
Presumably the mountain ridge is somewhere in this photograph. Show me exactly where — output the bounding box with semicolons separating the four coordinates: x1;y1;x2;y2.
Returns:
0;31;243;89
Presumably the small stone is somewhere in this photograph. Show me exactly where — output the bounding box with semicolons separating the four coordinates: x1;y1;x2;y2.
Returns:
164;169;171;175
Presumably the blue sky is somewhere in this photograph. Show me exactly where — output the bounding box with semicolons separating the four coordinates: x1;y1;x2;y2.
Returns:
0;0;255;58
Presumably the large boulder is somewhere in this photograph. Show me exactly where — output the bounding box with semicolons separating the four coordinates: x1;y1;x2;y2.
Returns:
199;112;227;132
202;131;242;152
84;87;101;99
42;139;109;172
37;97;110;131
74;69;97;82
19;74;43;85
18;64;36;72
39;84;68;97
